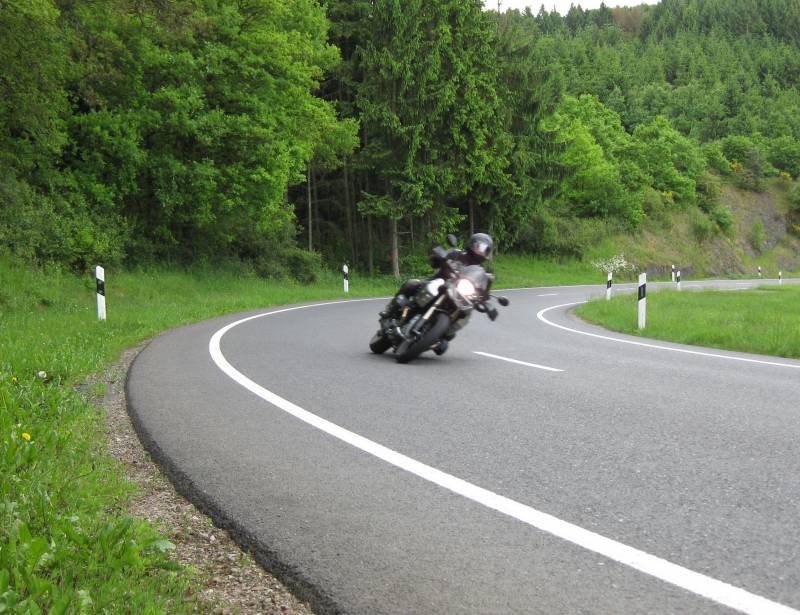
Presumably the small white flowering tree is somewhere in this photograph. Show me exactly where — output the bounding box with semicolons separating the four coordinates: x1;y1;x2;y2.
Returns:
591;254;636;277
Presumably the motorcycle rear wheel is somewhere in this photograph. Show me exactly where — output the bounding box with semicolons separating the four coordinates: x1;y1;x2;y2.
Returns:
369;330;392;354
395;312;451;363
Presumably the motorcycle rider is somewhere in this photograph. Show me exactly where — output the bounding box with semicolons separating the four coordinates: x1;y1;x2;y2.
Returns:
380;232;494;326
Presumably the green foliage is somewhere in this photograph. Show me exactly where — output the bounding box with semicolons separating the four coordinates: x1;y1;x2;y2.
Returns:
696;172;722;213
542;96;644;225
691;212;714;242
748;220;767;253
516;211;624;259
788;182;800;213
0;0;355;269
710;206;735;237
629;116;705;206
768;137;800;178
701;142;732;175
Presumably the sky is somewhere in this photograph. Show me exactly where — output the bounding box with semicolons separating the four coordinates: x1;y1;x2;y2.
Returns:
485;0;660;15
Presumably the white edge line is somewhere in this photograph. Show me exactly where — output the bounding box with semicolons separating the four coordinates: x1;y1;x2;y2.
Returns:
209;300;799;615
537;302;800;370
474;351;563;372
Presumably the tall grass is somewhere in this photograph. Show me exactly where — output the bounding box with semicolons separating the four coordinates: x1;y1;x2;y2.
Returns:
576;285;800;359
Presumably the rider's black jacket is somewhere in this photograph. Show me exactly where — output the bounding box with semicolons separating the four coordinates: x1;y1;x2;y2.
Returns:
429;246;484;277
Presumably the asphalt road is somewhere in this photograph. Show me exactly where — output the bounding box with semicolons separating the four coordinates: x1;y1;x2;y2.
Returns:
127;279;800;615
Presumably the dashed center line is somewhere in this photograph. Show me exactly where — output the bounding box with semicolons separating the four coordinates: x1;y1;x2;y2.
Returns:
473;351;564;372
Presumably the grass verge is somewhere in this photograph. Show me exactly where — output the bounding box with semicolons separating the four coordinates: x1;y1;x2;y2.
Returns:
0;255;600;613
575;284;800;359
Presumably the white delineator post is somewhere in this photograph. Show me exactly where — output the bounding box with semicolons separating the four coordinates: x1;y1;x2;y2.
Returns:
606;271;612;301
95;265;106;321
677;269;682;291
779;270;783;285
342;263;349;293
671;264;676;283
637;273;647;330
758;266;762;278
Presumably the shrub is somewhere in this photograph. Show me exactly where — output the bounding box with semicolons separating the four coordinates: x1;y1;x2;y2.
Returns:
696;172;721;213
788;182;800;213
400;254;431;278
748;221;767;253
702;142;732;175
691;214;713;242
642;187;672;230
253;247;321;283
710;206;735;237
768;136;800;178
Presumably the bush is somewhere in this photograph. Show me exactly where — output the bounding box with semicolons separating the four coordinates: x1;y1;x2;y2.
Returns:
642;187;672;230
768;136;800;178
788;182;800;213
253;247;321;283
748;221;767;253
710;206;735;237
696;172;721;214
517;212;623;259
400;254;432;278
691;214;714;242
702;142;732;175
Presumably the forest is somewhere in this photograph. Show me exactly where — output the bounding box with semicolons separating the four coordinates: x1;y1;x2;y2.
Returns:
1;0;799;279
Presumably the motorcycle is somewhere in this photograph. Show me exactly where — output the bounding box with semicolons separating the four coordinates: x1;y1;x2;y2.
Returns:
369;235;510;363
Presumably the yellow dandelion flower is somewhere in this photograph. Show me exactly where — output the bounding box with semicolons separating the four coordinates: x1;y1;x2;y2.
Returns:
11;376;18;385
22;432;31;442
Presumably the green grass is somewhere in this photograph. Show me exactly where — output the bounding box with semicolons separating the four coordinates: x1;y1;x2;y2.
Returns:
0;261;402;614
2;254;596;613
491;254;605;288
576;285;800;359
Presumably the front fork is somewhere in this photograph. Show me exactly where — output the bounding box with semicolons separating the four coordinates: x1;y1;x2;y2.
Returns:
408;294;445;338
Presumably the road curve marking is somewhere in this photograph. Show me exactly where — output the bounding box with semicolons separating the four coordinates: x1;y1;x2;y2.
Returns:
208;300;799;615
473;351;563;372
537;302;800;370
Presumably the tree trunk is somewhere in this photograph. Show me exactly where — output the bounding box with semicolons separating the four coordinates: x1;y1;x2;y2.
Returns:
469;199;475;236
343;161;355;263
307;166;312;251
390;218;400;280
312;167;320;250
367;215;374;276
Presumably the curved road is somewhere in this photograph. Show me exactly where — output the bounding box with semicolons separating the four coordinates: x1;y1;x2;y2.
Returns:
127;280;800;615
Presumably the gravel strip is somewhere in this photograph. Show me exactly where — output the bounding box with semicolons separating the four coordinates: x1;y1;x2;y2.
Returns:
95;344;316;615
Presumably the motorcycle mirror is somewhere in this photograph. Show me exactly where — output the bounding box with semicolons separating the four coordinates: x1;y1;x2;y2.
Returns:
446;233;458;247
497;296;510;307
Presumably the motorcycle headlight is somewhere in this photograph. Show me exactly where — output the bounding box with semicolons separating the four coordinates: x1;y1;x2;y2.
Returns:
456;278;476;298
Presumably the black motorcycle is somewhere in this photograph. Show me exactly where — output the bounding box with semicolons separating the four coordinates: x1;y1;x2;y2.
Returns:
369;236;509;363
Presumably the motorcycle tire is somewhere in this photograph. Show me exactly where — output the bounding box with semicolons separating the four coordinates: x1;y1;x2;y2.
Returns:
394;312;451;364
369;330;392;354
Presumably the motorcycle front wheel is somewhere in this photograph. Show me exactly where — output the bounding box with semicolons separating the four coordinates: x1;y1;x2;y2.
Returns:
369;330;392;354
394;312;451;364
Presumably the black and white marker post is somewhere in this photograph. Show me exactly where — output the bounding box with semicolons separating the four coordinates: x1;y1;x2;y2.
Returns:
677;269;682;291
638;272;646;330
342;263;349;294
606;271;612;301
779;270;783;285
758;266;762;279
95;265;106;321
671;264;676;283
